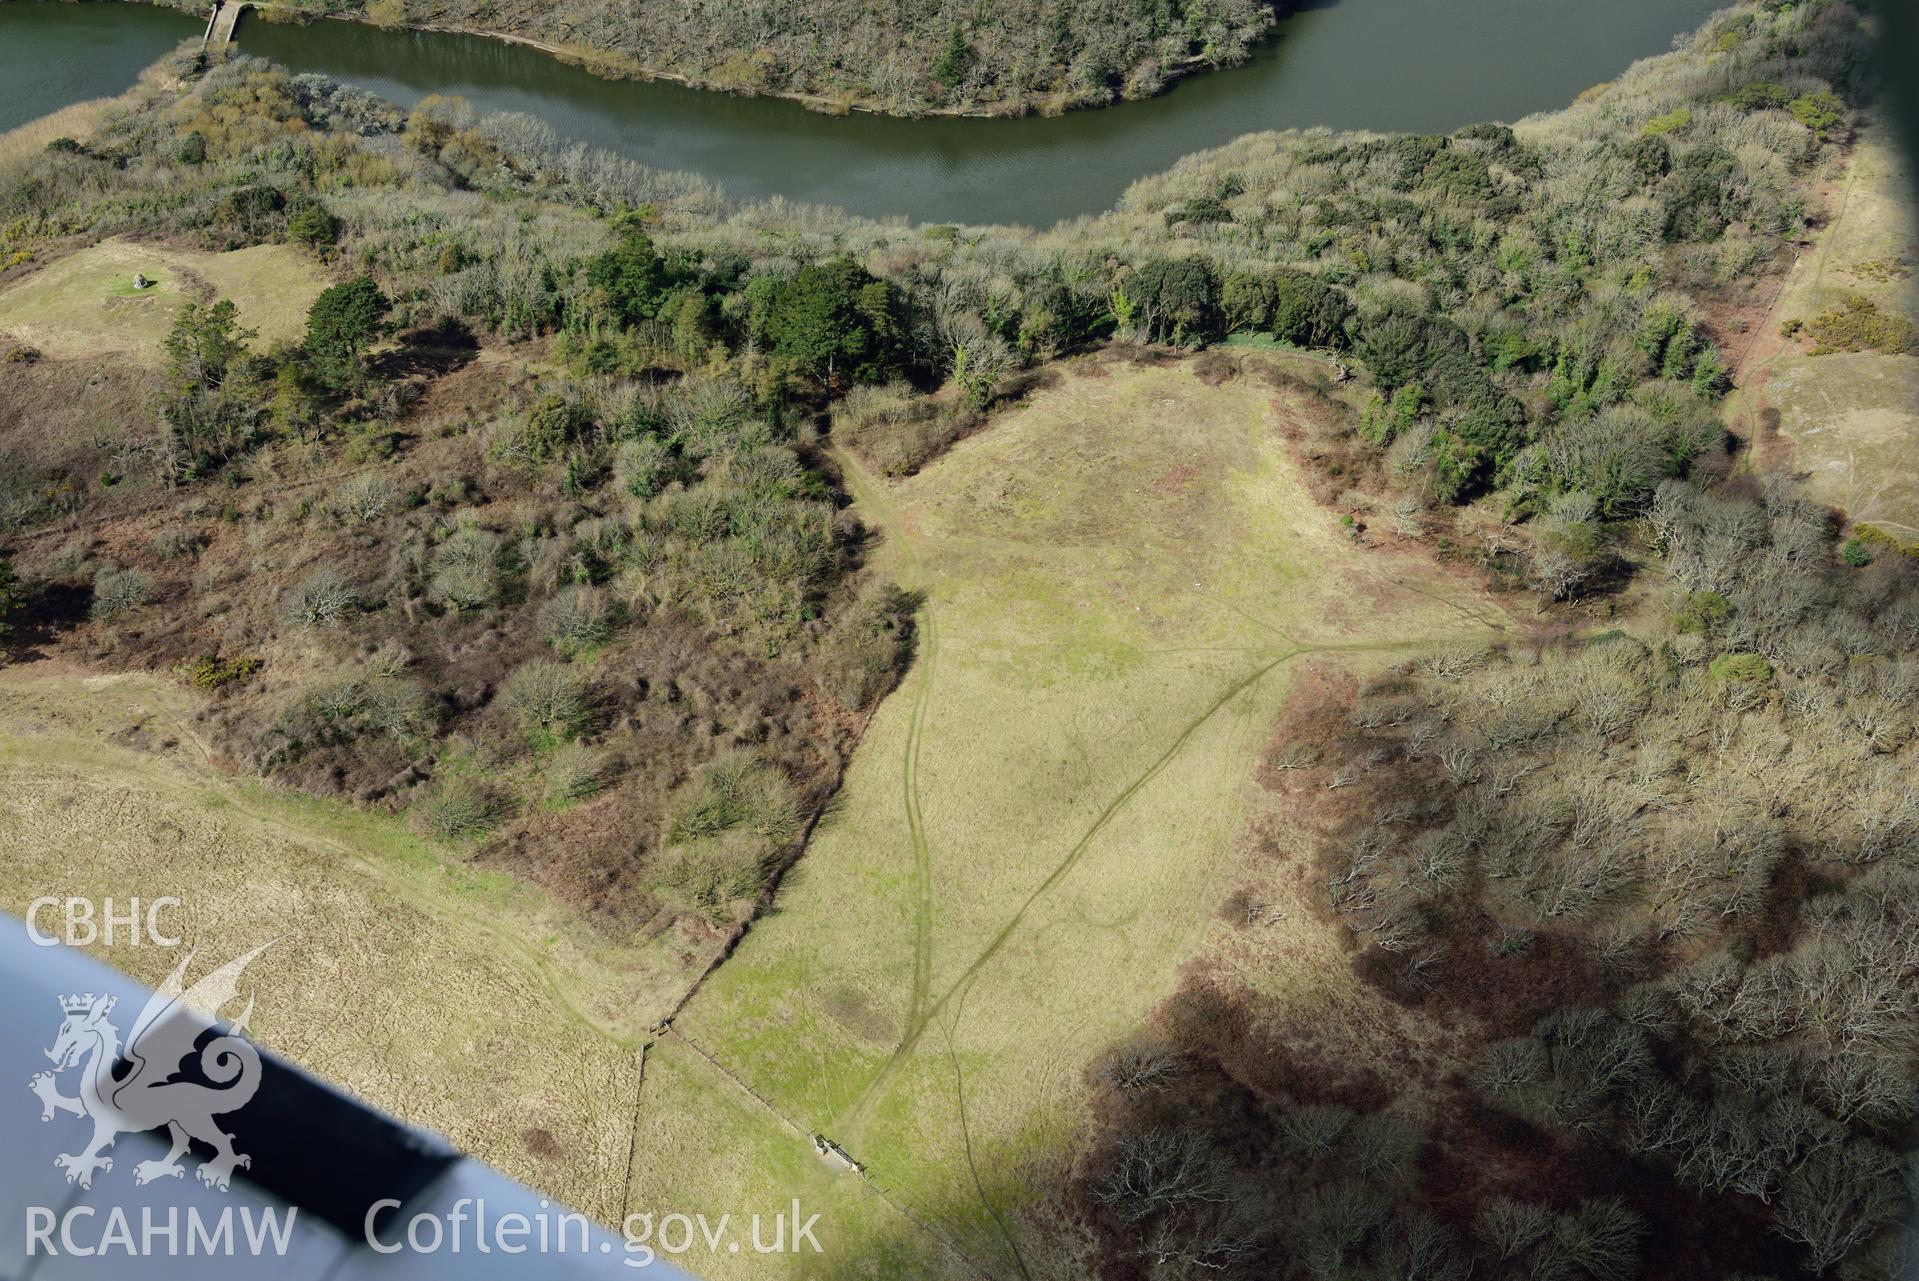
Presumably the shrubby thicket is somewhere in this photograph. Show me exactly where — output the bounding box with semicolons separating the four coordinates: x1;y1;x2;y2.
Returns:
0;52;936;931
180;0;1293;116
7;0;1861;553
1152;478;1919;1281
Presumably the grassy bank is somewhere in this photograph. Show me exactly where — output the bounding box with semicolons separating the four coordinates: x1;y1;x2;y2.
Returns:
1740;126;1919;537
0;665;649;1217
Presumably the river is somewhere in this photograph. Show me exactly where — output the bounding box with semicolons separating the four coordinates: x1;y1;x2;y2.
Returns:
1;0;1724;226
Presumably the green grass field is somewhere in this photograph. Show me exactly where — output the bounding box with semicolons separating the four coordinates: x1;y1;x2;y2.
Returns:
0;236;328;362
649;354;1507;1277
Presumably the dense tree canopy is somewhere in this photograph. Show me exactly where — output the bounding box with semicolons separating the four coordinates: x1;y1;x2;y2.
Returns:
585;224;672;327
745;258;903;387
304;277;390;392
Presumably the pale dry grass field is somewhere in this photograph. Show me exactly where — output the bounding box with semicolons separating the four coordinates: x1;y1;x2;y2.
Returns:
654;354;1508;1278
0;235;329;362
1757;127;1919;535
0;666;648;1220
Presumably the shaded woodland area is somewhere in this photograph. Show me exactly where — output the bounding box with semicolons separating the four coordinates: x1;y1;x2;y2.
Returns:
1076;491;1919;1276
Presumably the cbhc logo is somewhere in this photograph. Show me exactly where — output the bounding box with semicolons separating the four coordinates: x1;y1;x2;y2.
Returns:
24;897;184;947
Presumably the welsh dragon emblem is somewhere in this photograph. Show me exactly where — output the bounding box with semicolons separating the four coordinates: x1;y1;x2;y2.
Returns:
29;942;274;1191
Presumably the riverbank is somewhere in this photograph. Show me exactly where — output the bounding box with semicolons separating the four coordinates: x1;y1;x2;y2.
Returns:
144;0;1279;121
0;56;178;164
0;0;1731;250
0;95;112;164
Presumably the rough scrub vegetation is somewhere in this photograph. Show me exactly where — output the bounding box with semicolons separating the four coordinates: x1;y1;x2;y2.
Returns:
1054;6;1916;1278
1063;474;1919;1261
174;0;1296;117
0;54;932;940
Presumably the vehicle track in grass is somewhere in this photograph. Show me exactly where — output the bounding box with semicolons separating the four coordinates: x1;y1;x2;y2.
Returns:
900;604;939;1045
844;618;1488;1262
836;623;1490;1132
941;985;1034;1281
839;643;1297;1126
838;448;942;1055
829;391;1506;1132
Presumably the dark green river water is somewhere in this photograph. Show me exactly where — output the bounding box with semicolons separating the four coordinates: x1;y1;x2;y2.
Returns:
1;0;1724;226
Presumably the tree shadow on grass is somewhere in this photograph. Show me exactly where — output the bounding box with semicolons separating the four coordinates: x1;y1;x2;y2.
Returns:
374;317;479;381
1;579;90;663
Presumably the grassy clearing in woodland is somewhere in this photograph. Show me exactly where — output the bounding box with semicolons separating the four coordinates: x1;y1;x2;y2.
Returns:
653;355;1506;1277
0;357;1502;1275
0;235;328;362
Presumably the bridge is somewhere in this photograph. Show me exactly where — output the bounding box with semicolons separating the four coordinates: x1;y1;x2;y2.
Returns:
202;0;246;51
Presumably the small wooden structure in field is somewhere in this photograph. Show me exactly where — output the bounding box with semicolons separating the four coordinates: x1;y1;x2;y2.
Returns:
811;1134;862;1174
